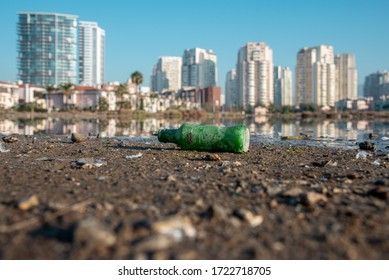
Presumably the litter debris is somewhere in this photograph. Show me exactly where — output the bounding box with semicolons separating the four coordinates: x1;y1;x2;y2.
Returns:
0;143;9;153
382;137;389;141
356;150;370;159
75;158;106;169
281;135;310;141
157;123;250;153
2;136;18;143
125;153;142;159
359;141;376;151
372;159;381;166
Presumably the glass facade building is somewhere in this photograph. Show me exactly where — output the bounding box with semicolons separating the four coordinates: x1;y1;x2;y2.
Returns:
78;21;105;86
17;12;78;86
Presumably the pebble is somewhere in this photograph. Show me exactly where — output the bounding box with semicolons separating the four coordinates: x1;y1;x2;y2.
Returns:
151;216;196;241
368;133;378;139
202;154;221;161
282;187;304;197
359;141;376;151
17;195;39;211
2;136;18;143
71;132;87;143
209;204;229;221
305;192;327;205
136;235;176;251
74;218;116;248
367;187;388;200
166;175;176;182
239;209;263;227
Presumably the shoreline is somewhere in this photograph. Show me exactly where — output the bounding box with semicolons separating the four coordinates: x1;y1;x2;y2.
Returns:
1;109;389;122
0;136;388;259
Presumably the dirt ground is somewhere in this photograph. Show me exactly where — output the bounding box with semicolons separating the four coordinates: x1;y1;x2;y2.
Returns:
0;134;388;260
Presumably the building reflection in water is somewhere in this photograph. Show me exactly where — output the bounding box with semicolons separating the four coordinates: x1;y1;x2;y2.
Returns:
0;118;388;141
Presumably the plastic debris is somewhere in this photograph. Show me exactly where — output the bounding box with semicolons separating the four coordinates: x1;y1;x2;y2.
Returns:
372;159;381;166
0;143;9;153
359;141;376;151
281;135;310;140
2;136;18;143
158;123;250;153
125;153;142;159
75;158;106;169
356;150;370;160
382;137;389;141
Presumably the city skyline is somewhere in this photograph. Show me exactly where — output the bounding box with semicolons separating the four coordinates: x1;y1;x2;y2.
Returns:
1;0;389;92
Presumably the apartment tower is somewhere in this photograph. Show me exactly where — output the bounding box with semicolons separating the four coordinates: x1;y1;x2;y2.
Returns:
335;54;357;100
150;56;182;92
182;48;217;88
295;45;336;107
17;12;78;86
78;21;105;86
274;66;293;106
236;42;274;110
225;69;238;109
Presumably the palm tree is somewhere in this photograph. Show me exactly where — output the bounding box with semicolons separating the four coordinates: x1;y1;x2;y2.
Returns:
131;71;143;94
114;83;129;110
114;83;128;99
60;83;75;110
44;84;56;112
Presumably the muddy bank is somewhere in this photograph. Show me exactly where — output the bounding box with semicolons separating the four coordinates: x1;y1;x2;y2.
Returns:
0;135;388;259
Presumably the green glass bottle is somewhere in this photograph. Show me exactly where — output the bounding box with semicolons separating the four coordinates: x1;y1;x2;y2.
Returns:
157;123;250;153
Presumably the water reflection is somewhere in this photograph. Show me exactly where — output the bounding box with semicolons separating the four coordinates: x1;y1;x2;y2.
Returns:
1;117;388;144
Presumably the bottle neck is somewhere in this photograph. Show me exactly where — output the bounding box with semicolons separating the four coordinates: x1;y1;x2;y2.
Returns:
158;128;178;144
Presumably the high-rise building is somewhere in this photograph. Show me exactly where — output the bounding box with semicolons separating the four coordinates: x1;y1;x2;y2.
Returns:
150;56;182;92
295;45;336;107
236;42;274;110
274;66;293;106
364;71;389;100
17;12;78;86
335;54;357;100
225;69;238;109
182;48;217;88
78;21;105;86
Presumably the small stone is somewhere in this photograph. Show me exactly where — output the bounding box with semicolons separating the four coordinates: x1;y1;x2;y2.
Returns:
359;141;376;151
74;218;116;248
282;187;304;197
369;133;378;139
202;154;221;161
2;136;18;143
272;242;285;251
17;195;39;211
151;216;196;241
367;187;388;200
209;204;229;221
305;192;327;205
166;175;176;182
136;235;175;251
270;199;278;208
71;132;87;143
234;209;263;227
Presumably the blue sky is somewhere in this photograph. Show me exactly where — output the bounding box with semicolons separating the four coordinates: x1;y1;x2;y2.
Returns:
0;0;388;92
